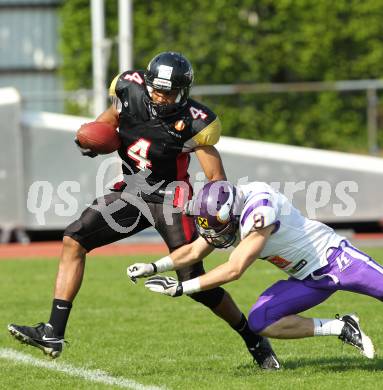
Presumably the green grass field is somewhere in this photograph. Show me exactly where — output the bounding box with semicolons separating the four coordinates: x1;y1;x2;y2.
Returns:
1;248;383;389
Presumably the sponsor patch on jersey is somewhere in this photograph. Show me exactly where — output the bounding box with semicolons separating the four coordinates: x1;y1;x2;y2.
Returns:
197;217;209;228
290;259;308;274
174;120;185;131
267;255;291;269
167;129;182;138
158;65;173;79
153;78;172;90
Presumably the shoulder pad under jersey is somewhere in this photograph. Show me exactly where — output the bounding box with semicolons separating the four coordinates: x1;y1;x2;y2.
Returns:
240;194;278;239
183;99;222;149
109;70;146;99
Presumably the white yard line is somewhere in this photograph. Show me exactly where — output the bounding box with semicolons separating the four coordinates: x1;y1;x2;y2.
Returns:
0;348;167;390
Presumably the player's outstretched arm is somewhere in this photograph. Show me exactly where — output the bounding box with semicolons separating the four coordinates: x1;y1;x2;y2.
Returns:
195;145;226;181
145;225;274;297
127;236;213;283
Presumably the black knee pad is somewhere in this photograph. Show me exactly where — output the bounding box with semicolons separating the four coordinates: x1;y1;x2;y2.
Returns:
188;287;225;309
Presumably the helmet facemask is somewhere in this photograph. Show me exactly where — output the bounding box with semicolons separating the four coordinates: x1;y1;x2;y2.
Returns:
196;219;239;249
146;85;188;118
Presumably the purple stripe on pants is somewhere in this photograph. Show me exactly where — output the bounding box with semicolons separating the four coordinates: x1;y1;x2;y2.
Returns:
248;240;383;334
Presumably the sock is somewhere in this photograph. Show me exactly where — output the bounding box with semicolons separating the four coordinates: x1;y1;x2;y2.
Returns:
48;299;72;338
313;318;344;336
232;313;262;347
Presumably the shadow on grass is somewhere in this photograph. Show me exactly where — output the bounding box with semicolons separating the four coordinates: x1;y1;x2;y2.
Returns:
282;355;383;371
234;356;383;376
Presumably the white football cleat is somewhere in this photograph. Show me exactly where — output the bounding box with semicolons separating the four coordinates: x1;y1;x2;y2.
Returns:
337;313;374;359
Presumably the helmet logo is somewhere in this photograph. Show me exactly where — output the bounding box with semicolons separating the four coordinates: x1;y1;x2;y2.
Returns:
184;69;193;79
217;203;231;223
158;65;173;79
197;217;209;228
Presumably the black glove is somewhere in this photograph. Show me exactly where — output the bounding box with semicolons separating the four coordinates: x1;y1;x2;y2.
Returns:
74;138;98;158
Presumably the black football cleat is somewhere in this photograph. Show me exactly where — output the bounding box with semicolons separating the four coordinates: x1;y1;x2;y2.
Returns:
337;313;374;359
248;336;281;370
8;322;65;358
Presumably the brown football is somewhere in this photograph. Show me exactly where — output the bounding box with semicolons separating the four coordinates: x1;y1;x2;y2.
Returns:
76;121;121;154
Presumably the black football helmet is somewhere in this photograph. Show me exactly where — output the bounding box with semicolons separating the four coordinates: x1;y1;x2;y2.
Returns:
144;51;194;117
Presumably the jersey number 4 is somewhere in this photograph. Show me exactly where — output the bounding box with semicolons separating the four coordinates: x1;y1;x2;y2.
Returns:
124;72;144;85
190;106;208;120
127;138;152;170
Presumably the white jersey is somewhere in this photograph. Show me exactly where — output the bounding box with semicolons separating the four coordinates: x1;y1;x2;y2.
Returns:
237;182;344;280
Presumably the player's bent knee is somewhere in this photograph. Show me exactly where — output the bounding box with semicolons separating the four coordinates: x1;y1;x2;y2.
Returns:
62;236;86;256
189;287;225;309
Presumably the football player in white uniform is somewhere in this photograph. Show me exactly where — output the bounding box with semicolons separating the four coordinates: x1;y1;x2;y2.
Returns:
128;181;383;361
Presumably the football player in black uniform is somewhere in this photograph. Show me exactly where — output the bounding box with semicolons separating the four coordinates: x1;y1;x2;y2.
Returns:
8;52;279;369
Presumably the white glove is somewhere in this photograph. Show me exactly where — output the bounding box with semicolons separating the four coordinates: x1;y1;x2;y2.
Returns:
127;263;156;284
144;276;183;297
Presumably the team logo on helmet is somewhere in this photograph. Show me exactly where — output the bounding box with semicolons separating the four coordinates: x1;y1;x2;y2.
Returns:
197;216;209;228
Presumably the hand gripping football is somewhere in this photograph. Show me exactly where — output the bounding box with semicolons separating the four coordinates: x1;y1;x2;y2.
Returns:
76;121;121;154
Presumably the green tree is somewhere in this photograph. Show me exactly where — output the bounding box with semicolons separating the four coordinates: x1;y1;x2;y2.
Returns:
59;0;383;152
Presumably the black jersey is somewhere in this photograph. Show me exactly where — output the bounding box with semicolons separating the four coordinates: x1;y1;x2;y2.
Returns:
109;70;222;203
